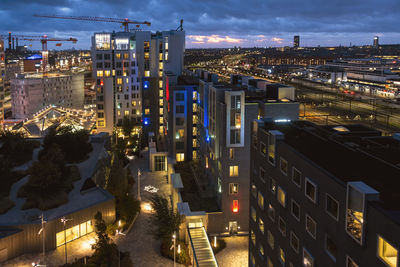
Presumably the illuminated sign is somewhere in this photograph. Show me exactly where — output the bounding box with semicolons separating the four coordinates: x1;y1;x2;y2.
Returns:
143;81;150;89
232;200;239;213
115;38;129;50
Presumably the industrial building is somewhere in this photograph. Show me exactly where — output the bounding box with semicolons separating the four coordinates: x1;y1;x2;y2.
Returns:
249;120;400;267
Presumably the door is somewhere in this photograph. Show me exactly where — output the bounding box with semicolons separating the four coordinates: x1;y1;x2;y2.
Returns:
229;221;238;235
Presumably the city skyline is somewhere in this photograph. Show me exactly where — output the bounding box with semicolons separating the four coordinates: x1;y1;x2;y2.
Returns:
1;0;399;49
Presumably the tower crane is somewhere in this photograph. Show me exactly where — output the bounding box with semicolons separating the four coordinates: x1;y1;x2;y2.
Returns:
19;35;78;75
0;33;44;50
33;14;151;32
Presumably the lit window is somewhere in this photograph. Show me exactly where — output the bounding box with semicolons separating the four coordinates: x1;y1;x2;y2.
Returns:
124;110;129;116
269;178;276;195
229;166;238;177
267;230;274;249
280;247;285;264
278;217;286;236
165;52;168;60
259;217;264;234
229;148;234;160
292;167;301;187
251;183;257;198
104;70;111;77
305;214;316;239
116;53;121;59
229;183;238;194
258;192;264;210
124;53;129;59
377;235;398;267
267;257;274;267
145;108;150;115
303;249;314;267
290;232;299;253
260;244;264;257
159;90;163;97
260;142;266;156
305;178;317;203
268;204;275;221
160;108;163;115
159;80;163;88
268;133;275;165
251;230;256;245
117;78;122;85
176;153;184;162
96;70;103;77
291;200;300;221
145;70;150;77
117;110;121;116
325;235;338;261
277;186;286;207
280;157;288;175
251;206;256;222
326;194;339;220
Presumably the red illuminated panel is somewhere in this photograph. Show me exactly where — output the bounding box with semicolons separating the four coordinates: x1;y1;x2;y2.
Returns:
100;80;104;86
232;200;239;213
166;77;169;101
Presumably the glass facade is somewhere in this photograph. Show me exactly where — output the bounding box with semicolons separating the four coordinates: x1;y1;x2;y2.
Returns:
56;220;94;247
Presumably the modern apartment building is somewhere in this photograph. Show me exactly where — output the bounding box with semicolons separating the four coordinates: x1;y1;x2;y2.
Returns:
165;73;199;162
249;120;400;267
194;70;299;235
0;39;5;122
91;30;185;134
11;72;84;120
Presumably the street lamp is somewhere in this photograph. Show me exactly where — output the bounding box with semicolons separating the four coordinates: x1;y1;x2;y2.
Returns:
115;230;126;267
171;232;176;267
137;169;141;201
60;217;72;264
38;213;46;266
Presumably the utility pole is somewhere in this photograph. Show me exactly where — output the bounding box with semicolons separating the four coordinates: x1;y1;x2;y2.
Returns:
61;217;72;264
37;213;46;266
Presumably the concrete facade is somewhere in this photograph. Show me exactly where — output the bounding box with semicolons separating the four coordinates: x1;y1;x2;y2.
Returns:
249;120;400;267
11;73;84;120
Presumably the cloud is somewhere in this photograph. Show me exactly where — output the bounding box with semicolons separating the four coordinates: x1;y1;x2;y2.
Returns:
0;0;399;48
271;37;284;44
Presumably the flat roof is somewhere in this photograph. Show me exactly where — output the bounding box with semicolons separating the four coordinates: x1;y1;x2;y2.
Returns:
0;134;113;226
259;120;400;222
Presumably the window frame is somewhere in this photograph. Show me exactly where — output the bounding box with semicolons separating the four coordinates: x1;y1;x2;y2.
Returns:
269;177;276;195
280;157;288;176
303;248;314;267
325;234;338;262
305;214;317;239
259;167;266;183
305;177;317;204
290;231;299;253
377;234;399;267
292;167;301;188
260;141;267;157
278;216;286;237
346;256;359;267
229;183;239;195
268;203;275;222
326;193;339;221
291;199;300;221
277;186;287;208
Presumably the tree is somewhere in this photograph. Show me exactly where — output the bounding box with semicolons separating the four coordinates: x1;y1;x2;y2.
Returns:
149;195;183;242
122;116;135;138
105;153;128;199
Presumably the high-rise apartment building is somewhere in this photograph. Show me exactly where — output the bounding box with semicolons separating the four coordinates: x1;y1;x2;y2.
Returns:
194;70;299;235
294;35;300;48
249;120;400;267
0;39;5;123
91;30;185;134
11;73;84;119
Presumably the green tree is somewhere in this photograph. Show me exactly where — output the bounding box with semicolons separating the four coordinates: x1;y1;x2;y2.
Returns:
105;153;128;199
122;116;135;138
149;195;183;242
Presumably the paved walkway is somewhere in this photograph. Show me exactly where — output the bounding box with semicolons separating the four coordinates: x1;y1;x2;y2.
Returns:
215;236;248;267
115;151;184;266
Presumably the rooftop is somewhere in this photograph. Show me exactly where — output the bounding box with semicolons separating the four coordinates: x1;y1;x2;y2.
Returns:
259;120;400;222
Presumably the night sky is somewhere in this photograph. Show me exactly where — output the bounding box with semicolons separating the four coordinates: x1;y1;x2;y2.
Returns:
1;0;399;49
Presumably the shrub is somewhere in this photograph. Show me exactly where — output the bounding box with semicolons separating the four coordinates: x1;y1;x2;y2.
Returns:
160;239;191;266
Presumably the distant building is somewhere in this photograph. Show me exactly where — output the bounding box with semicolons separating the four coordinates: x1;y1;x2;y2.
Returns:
373;36;379;49
91;30;185;134
0;39;4;123
23;54;42;73
249;120;400;267
11;72;84;119
294;35;300;48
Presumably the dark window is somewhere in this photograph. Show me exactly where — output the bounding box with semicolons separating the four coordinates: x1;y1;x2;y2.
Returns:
124;62;129;67
290;232;299;253
269;178;276;195
104;62;111;68
96;54;102;60
326;194;339;220
306;215;316;239
292;167;301;187
175;141;184;151
176;105;184;113
260;142;267;156
176;93;184;101
305;178;317;203
230;129;240;144
291;200;300;220
268;204;275;222
116;62;122;68
325;235;337;261
96;62;103;68
104;54;111;60
278;217;286;236
97;112;104;118
280;157;288;175
176;118;184;126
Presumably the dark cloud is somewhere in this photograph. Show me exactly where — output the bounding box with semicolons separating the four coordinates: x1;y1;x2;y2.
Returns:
0;0;399;48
